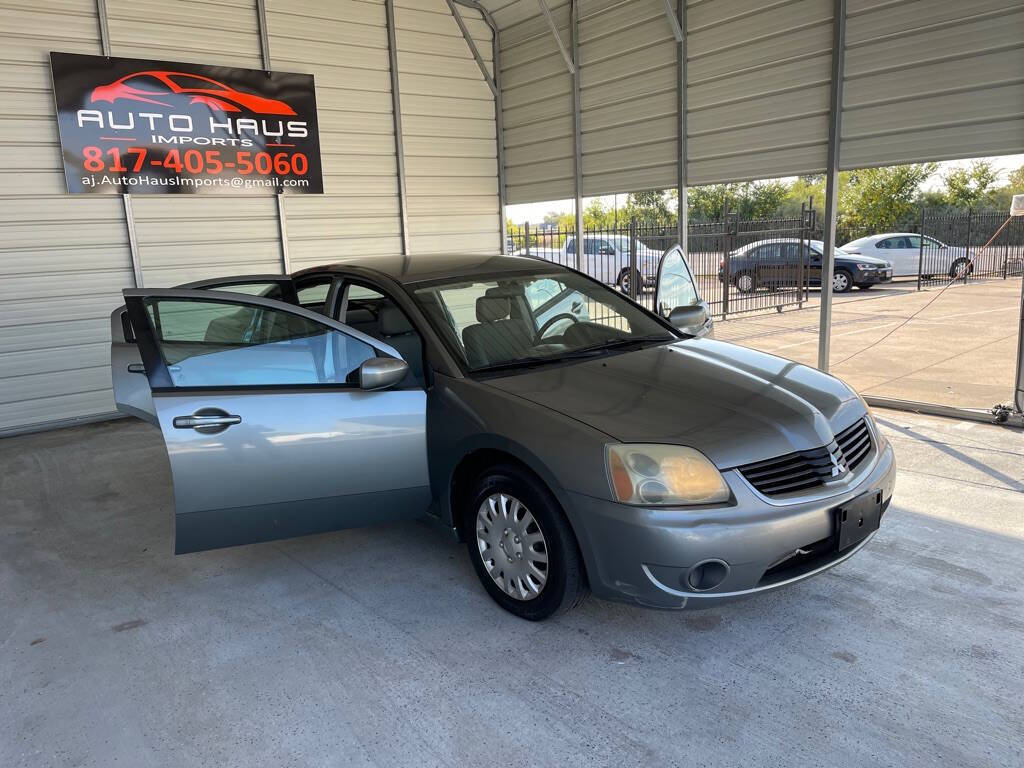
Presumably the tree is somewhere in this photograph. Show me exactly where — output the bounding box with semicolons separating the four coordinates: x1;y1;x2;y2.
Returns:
942;159;1000;208
1007;165;1024;193
838;163;936;232
623;189;675;224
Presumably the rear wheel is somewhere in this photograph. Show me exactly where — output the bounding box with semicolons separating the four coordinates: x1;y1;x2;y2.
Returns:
465;464;587;621
832;269;853;293
949;258;973;279
616;268;639;296
735;272;756;293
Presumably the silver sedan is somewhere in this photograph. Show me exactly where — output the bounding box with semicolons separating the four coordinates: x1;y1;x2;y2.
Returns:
111;248;894;620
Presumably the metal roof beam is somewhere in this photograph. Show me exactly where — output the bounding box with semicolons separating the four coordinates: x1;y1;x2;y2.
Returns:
446;0;498;98
536;0;576;75
662;0;683;42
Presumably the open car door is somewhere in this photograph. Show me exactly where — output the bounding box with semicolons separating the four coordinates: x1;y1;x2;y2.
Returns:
111;276;304;426
654;245;713;337
119;288;430;554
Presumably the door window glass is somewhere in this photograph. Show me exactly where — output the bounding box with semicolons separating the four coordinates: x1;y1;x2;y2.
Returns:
524;278;564;310
656;250;699;316
143;298;375;387
295;278;332;313
906;236;922;248
338;282;425;386
211;282;285;299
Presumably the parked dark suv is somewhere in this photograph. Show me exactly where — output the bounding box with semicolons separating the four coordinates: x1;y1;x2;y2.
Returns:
719;238;893;293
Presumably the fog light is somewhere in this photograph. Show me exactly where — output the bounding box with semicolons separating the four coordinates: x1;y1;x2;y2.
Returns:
685;559;730;591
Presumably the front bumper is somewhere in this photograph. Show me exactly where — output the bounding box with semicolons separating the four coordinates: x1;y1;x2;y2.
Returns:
854;268;892;284
563;440;896;609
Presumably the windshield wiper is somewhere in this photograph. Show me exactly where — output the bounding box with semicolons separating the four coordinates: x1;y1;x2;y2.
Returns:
560;334;674;358
470;335;674;375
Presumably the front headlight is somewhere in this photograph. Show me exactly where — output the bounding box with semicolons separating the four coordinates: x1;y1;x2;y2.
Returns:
856;263;878;270
606;444;730;505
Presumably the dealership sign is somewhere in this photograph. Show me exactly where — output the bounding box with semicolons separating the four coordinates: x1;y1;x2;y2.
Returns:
50;52;323;194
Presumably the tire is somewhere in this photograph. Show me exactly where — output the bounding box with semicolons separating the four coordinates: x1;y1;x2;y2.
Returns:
949;258;973;279
832;269;853;293
735;272;756;293
616;268;638;296
465;464;588;621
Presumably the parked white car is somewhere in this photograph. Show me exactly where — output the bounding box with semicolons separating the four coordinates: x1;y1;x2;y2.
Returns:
841;233;972;279
531;235;664;294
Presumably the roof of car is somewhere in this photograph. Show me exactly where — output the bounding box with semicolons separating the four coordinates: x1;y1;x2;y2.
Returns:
292;253;562;285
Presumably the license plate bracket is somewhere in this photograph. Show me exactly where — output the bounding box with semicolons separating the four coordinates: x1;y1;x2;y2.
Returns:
835;490;883;551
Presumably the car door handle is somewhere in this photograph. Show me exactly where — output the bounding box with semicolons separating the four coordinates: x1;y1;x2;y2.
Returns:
571;301;582;312
173;414;242;429
127;363;146;374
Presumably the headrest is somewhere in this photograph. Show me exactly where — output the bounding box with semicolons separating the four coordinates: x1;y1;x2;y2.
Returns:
343;308;375;325
476;295;510;323
380;305;413;336
485;284;525;298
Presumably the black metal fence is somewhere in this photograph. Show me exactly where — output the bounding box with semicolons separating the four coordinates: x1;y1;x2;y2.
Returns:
509;204;1023;320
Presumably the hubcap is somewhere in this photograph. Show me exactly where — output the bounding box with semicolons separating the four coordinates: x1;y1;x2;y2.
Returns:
738;274;753;291
476;493;548;601
833;273;848;291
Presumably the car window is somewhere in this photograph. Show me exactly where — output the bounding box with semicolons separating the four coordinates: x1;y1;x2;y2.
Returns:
338;281;425;386
906;236;922;248
656;250;698;314
413;271;674;372
781;243;803;260
295;278;332;313
752;243;781;260
143;298;375;387
924;237;944;248
524;278;564;310
876;238;893;249
210;282;285;299
565;238;576;255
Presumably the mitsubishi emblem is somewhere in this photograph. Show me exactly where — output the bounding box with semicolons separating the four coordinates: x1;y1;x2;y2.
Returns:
828;445;846;478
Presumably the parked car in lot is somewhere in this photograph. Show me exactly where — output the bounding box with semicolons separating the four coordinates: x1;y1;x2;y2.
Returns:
532;235;664;294
841;233;973;278
111;250;893;620
720;238;892;293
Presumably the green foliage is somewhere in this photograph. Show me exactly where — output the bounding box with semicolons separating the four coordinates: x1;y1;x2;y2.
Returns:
1008;165;1024;192
623;190;675;224
942;160;1000;208
837;164;936;232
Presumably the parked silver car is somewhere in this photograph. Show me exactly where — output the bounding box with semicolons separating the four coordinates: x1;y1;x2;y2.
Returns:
111;250;894;620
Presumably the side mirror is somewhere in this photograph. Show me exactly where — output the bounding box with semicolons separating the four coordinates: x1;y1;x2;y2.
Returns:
358;357;408;390
668;304;708;333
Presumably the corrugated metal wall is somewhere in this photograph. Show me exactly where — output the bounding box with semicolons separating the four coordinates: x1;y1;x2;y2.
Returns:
0;0;500;435
492;0;575;204
841;0;1024;169
0;1;134;431
480;0;1023;197
268;0;405;268
396;0;501;253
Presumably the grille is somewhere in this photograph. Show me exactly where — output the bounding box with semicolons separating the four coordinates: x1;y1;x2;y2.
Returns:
738;419;873;497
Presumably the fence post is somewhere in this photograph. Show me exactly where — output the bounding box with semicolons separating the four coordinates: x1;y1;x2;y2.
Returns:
964;208;973;283
629;216;638;301
798;202;807;309
1003;216;1009;279
721;201;732;318
524;221;531;258
917;207;925;291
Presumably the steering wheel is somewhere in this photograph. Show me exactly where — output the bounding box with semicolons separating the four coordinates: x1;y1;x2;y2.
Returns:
538;312;579;339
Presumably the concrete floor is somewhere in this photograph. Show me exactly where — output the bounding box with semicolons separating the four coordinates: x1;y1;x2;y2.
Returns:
2;412;1023;767
714;276;1023;409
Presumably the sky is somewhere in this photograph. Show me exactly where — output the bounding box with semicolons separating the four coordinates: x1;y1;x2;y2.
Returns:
505;154;1024;224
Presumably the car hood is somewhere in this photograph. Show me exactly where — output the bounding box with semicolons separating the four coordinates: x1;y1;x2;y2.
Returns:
837;253;890;267
482;339;864;468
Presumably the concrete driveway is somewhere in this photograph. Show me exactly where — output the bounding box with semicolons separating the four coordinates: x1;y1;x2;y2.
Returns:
2;411;1022;767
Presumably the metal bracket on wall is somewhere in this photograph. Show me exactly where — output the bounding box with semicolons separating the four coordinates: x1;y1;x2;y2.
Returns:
662;0;683;42
445;0;498;98
385;0;412;260
537;0;575;75
122;193;143;288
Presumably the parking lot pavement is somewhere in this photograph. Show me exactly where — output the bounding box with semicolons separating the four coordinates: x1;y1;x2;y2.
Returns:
2;412;1022;767
714;277;1023;408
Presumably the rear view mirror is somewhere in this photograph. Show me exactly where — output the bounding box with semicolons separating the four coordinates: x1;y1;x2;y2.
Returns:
359;357;408;390
668;304;708;333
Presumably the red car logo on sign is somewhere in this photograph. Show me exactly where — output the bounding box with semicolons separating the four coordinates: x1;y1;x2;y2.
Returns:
90;71;296;115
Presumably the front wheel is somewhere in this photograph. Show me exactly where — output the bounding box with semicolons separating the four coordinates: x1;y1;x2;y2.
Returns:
616;268;639;296
735;272;756;293
949;258;973;279
466;465;588;621
832;269;853;293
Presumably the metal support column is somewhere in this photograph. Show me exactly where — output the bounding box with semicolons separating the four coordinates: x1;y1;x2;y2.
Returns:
674;0;687;254
256;0;291;273
1016;273;1024;413
96;0;144;287
570;0;582;271
385;0;411;260
450;0;506;253
817;0;846;372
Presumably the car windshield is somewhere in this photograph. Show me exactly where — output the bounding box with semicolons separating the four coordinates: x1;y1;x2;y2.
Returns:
412;270;677;373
